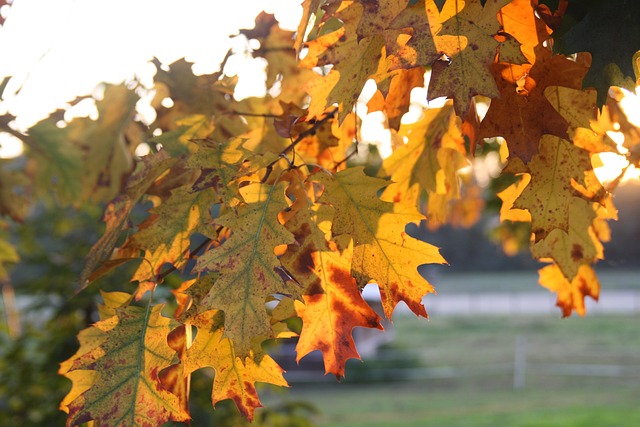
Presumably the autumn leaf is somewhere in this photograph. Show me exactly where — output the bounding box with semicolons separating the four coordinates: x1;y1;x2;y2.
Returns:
313;167;446;319
479;0;590;163
26;85;139;204
539;263;600;317
128;183;216;278
61;304;189;426
367;67;425;130
512;135;593;242
386;0;440;70
379;103;468;224
497;173;532;223
280;172;382;378
427;0;510;117
151;58;246;143
193;182;299;355
300;1;395;122
79;150;176;291
295;0;323;55
181;310;287;421
531;198;599;281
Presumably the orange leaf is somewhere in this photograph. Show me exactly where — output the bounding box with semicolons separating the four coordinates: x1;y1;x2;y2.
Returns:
280;172;382;378
539;263;600;317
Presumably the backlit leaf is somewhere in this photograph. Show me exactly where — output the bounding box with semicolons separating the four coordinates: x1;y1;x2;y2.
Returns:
62;304;189;426
314;167;446;319
194;182;299;355
280;172;382;378
182;310;287;421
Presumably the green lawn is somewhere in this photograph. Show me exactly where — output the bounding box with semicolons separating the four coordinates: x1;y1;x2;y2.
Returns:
276;383;640;427
263;314;640;426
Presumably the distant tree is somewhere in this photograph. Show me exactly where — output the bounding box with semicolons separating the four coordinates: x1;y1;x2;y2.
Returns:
1;1;639;425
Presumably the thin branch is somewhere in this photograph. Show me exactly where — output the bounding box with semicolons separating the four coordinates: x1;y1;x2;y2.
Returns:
224;111;282;118
155;237;213;283
261;107;339;178
333;146;360;170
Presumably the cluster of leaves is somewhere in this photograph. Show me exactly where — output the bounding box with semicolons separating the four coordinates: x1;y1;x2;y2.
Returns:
1;1;640;425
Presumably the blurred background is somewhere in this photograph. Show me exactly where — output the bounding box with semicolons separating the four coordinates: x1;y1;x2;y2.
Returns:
0;1;639;426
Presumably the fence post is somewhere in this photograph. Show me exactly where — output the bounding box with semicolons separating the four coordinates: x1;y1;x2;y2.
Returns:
513;334;527;389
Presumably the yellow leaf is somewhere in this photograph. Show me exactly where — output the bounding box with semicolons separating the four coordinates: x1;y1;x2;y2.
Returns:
380;104;468;221
300;1;396;123
513;135;593;241
183;310;287;421
314;167;446;319
497;174;532;223
531;198;598;281
539;263;600;317
428;0;510;117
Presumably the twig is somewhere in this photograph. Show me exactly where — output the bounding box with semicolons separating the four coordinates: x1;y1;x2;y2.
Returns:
260;107;339;179
155;237;213;283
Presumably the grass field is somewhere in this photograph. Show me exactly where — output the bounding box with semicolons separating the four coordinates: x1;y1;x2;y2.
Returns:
264;313;640;426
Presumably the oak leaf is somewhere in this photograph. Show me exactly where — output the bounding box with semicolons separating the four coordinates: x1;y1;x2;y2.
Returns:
479;0;590;163
386;0;440;69
427;0;510;117
313;167;446;319
539;263;600;317
182;310;287;421
531;198;599;281
280;172;382;378
194;182;299;355
300;1;395;122
61;304;189;427
513;135;593;242
379;104;468;224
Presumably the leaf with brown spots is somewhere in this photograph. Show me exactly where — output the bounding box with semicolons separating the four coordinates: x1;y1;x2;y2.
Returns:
61;303;189;427
531;198;599;281
127;183;217;288
513;135;593;242
193;182;299;356
427;0;511;117
313;167;446;320
280;172;382;378
386;0;441;70
182;310;287;421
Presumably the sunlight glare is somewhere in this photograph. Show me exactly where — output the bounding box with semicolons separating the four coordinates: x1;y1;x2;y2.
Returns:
0;132;23;159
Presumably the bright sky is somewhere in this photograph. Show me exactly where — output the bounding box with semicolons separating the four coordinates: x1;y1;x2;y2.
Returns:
0;0;302;130
0;0;638;183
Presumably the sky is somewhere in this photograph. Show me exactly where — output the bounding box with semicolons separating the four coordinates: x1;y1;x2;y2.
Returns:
0;0;302;129
0;0;638;182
